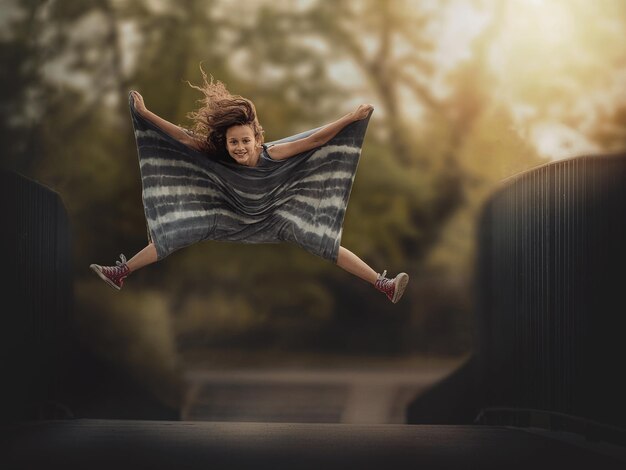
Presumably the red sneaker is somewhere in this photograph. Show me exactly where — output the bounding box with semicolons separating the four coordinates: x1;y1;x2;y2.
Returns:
90;254;131;290
375;270;409;304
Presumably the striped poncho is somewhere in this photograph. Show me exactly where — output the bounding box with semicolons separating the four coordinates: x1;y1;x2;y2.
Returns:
129;92;371;263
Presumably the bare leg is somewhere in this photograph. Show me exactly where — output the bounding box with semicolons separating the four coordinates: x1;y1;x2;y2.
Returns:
336;246;378;285
126;242;158;273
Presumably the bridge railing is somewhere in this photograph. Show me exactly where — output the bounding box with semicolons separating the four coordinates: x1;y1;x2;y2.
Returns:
1;170;73;421
407;153;626;440
474;153;626;431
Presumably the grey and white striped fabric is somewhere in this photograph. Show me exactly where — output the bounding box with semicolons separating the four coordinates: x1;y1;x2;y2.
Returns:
129;92;371;263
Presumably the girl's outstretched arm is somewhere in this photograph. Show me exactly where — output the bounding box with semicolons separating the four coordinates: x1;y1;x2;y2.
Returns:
131;91;203;151
266;104;373;161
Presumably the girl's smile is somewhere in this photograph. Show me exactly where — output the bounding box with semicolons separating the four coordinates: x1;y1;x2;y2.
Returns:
226;124;261;167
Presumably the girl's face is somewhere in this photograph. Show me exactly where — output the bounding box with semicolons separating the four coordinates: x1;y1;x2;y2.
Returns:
226;125;259;166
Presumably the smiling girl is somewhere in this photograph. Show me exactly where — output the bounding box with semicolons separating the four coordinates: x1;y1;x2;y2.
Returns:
90;74;409;304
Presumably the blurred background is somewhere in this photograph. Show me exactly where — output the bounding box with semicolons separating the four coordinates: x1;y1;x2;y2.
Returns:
2;0;626;421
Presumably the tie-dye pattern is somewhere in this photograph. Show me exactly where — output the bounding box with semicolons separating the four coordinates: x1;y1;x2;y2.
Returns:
129;92;371;263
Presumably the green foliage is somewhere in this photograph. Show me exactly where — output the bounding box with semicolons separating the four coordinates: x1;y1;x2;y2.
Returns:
0;1;44;174
6;0;626;364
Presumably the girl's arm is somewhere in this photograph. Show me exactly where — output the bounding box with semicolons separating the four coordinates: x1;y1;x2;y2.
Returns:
266;104;374;161
131;91;203;151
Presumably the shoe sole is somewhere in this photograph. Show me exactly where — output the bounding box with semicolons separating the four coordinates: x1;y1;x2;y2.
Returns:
392;273;409;304
89;264;122;291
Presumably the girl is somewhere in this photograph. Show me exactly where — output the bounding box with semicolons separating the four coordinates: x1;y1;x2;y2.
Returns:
90;77;409;303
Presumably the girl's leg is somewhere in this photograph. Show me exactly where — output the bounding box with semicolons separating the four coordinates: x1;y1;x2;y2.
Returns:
336;246;378;285
336;245;409;304
90;242;158;290
126;242;158;272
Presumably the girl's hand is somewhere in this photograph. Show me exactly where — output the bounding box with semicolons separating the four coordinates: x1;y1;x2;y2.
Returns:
352;104;374;121
131;90;147;115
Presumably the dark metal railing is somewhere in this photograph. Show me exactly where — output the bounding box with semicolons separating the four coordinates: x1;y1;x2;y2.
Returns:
475;152;626;430
1;170;73;421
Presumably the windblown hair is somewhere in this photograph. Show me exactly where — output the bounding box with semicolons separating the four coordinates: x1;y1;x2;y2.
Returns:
186;66;264;154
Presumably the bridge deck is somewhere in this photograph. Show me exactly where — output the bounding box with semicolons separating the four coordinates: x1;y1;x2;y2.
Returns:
3;420;625;469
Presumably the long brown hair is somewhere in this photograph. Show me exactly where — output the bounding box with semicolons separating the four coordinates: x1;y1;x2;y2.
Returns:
186;66;264;153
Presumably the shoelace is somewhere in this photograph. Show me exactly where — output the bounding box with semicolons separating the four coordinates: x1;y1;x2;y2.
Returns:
104;254;128;277
376;270;394;291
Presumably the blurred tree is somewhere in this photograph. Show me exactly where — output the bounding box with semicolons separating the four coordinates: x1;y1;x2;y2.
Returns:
591;104;626;151
8;0;626;359
290;0;466;264
478;0;626;155
0;0;44;174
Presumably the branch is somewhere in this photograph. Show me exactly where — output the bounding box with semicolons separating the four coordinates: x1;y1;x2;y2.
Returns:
394;67;441;109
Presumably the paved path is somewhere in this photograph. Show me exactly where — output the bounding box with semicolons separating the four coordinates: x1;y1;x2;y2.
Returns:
183;368;452;423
